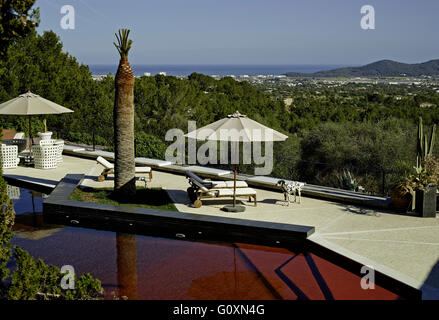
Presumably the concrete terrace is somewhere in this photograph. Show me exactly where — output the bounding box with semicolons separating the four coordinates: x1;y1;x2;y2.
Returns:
2;148;439;299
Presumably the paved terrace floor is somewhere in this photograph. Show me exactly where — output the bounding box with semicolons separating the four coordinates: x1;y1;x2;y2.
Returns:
3;154;439;299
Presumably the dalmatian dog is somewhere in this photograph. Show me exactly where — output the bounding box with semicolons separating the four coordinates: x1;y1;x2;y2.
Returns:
276;180;305;205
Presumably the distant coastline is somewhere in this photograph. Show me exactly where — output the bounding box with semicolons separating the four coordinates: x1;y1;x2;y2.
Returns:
285;59;439;78
89;64;347;77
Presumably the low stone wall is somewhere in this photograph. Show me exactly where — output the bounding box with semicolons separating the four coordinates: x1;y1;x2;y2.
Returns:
43;174;315;247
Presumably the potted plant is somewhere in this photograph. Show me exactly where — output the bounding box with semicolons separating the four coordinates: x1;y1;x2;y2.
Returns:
390;181;414;213
37;118;52;140
408;156;439;218
409;117;438;218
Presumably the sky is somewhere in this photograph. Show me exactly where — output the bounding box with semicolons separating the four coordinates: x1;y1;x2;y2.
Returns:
35;0;439;66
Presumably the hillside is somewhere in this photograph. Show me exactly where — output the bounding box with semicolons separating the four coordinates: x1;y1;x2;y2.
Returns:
286;59;439;78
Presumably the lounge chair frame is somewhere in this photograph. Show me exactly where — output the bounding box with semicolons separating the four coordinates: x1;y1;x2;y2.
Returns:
195;189;257;208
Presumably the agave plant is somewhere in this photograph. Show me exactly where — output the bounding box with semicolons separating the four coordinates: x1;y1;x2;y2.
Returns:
113;29;136;197
340;169;357;191
416;117;436;170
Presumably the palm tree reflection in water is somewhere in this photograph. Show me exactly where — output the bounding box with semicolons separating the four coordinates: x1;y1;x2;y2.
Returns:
116;233;138;300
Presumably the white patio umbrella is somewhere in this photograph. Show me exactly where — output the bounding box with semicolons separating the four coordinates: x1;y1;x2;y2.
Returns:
186;111;288;211
0;91;74;150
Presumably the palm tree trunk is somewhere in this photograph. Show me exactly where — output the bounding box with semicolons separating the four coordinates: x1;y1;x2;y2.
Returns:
114;57;136;197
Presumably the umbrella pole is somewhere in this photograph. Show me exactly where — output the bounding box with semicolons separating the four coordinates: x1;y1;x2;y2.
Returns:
222;143;244;212
233;164;237;207
29;116;32;152
233;141;239;207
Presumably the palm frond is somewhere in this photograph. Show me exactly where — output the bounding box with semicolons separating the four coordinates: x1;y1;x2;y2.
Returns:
114;29;133;59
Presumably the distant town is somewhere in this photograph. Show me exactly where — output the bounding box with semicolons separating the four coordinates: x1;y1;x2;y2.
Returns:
92;72;439;87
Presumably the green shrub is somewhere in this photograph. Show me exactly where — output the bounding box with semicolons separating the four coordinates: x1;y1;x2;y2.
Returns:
298;118;416;194
135;132;167;159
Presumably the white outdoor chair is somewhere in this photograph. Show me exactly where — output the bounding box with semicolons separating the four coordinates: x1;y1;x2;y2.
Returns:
2;138;27;153
0;144;20;169
53;139;64;163
33;145;58;169
39;139;63;162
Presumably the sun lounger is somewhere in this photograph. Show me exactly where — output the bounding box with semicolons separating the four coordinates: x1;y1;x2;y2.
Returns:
13;132;25;139
194;185;257;208
186;170;248;189
96;156;152;182
186;170;256;208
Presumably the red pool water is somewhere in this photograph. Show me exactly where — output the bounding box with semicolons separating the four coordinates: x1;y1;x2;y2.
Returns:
9;185;402;300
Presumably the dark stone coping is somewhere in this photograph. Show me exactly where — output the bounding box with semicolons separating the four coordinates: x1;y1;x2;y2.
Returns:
43;174;315;247
3;175;54;194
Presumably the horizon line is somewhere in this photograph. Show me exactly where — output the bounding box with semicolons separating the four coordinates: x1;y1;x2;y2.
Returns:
86;63;354;66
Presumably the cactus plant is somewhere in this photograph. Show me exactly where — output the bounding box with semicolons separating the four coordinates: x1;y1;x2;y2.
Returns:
416;117;436;169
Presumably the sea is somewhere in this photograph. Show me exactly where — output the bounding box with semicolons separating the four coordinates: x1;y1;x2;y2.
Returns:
89;64;346;77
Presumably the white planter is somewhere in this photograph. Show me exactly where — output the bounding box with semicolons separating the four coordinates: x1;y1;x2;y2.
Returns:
38;131;53;140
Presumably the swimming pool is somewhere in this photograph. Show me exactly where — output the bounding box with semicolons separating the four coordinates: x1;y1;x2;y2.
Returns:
8;183;405;300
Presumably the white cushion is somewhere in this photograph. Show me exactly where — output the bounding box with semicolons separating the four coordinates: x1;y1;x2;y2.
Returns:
209;181;248;188
135;167;151;173
216;188;256;196
96;156;114;169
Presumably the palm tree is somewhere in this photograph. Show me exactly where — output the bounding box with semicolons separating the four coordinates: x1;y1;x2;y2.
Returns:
113;29;136;197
